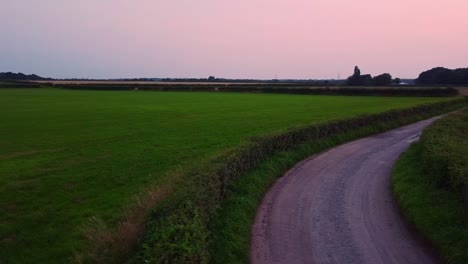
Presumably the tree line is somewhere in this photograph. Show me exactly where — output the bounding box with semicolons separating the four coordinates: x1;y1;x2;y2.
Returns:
347;66;468;86
416;67;468;85
0;72;52;81
347;66;400;86
3;67;468;85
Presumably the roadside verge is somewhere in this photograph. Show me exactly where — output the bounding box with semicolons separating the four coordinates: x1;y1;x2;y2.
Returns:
393;107;468;263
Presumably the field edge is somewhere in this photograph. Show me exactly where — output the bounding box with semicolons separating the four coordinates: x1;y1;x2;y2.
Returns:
121;98;466;264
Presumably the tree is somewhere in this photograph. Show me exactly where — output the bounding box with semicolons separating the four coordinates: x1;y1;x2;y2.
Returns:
353;66;361;77
347;66;373;86
373;73;392;86
360;74;374;86
347;66;361;85
417;67;468;85
0;72;50;81
393;78;401;85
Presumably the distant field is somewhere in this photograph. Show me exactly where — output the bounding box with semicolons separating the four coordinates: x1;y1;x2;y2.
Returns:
0;88;451;263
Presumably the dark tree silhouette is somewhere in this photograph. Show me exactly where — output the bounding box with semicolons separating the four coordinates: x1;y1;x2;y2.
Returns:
373;73;392;86
417;67;468;85
0;72;51;81
347;66;373;86
347;67;399;86
353;66;361;77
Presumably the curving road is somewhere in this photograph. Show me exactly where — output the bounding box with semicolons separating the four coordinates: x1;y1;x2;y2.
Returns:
251;117;441;264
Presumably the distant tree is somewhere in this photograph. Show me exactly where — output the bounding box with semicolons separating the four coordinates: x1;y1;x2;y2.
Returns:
360;74;374;86
0;72;51;81
373;73;392;86
353;66;361;77
347;76;357;86
208;76;216;81
417;67;451;84
393;78;401;85
416;67;468;85
347;66;361;85
347;66;373;86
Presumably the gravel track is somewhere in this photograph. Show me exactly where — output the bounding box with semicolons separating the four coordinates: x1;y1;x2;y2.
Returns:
251;117;441;264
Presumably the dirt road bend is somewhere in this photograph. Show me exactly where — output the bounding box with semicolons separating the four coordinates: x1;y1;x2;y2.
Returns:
251;117;441;264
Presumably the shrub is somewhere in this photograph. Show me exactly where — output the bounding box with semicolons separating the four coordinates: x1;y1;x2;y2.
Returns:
420;105;468;200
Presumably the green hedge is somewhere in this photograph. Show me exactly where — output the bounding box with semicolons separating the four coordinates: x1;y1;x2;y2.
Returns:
420;105;468;201
0;83;42;88
56;84;459;97
392;143;468;264
128;98;466;264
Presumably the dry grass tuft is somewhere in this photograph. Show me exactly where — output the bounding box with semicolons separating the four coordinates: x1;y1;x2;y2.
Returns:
74;181;175;264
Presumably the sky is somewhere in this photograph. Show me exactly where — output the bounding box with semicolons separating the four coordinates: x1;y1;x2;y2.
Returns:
1;0;468;79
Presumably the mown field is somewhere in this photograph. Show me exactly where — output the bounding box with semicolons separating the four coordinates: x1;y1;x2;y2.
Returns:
0;88;453;263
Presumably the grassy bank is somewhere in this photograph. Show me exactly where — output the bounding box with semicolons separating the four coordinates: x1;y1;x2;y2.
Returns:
1;88;454;263
393;107;468;263
131;98;466;264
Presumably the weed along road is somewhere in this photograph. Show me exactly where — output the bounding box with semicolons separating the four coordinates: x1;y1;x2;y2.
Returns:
251;117;442;264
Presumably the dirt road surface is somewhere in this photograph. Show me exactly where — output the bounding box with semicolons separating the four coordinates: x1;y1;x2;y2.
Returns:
251;117;441;264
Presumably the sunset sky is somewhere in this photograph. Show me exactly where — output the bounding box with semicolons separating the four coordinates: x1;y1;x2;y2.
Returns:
1;0;467;79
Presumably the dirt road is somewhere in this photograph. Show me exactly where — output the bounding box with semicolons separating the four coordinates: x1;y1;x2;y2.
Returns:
251;117;441;264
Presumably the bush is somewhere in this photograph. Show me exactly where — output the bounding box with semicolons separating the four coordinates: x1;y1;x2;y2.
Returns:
420;105;468;200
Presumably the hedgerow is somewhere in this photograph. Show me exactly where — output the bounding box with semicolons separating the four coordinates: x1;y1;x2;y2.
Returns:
0;83;42;88
392;103;468;263
420;104;468;201
56;83;459;97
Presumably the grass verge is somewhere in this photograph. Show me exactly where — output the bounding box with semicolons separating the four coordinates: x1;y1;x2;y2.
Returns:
392;108;468;264
130;98;467;264
393;143;468;263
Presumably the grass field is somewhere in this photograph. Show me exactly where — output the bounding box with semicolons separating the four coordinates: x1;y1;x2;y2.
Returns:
0;88;452;263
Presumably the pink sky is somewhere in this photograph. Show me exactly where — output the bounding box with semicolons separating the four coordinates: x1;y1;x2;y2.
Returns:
1;0;467;79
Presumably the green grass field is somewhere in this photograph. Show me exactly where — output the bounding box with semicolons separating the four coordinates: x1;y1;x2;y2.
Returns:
0;88;451;263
